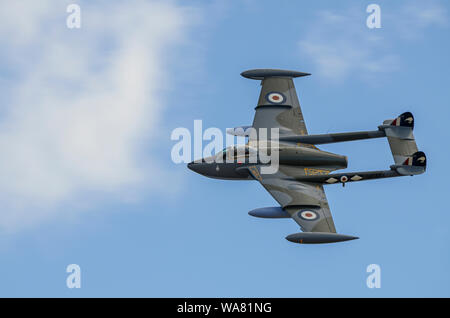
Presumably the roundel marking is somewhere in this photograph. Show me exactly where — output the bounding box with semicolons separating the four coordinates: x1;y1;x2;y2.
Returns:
340;175;348;183
265;92;286;104
298;210;319;221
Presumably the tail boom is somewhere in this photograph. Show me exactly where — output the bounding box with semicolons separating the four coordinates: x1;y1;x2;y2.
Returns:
294;151;426;185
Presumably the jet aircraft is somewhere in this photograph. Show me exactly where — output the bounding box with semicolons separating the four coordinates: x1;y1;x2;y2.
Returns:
188;69;426;244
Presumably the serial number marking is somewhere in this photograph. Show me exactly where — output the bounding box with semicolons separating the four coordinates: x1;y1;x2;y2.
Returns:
304;168;330;176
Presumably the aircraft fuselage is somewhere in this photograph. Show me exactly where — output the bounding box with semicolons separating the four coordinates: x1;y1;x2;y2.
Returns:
187;144;347;180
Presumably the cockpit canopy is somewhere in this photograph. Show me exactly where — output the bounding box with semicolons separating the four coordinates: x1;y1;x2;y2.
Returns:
216;145;257;161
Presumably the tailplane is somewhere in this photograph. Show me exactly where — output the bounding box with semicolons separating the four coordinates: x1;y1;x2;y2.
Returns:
380;112;423;166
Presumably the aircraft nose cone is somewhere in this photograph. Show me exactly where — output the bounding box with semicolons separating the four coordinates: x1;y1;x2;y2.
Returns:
187;161;202;174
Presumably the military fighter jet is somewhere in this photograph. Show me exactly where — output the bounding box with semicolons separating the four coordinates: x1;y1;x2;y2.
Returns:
188;69;426;244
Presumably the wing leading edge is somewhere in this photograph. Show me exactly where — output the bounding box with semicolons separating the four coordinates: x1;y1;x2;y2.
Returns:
242;69;310;138
247;165;336;233
247;165;359;243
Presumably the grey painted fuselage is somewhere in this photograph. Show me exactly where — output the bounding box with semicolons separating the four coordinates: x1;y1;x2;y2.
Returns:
187;143;348;180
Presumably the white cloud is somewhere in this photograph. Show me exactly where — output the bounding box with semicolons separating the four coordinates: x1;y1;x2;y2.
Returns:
299;2;448;81
0;0;198;230
394;1;448;39
411;5;448;27
299;9;399;81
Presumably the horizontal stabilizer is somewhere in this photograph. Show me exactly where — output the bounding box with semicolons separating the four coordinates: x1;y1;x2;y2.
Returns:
380;112;422;165
286;232;359;244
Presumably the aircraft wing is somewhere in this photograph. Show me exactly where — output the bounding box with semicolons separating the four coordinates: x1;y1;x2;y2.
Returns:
241;69;310;138
247;164;337;233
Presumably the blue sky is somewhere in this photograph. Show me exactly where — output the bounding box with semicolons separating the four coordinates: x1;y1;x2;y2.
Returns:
0;0;449;297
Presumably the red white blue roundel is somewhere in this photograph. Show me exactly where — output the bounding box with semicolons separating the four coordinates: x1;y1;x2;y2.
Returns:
266;92;285;104
298;210;319;221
